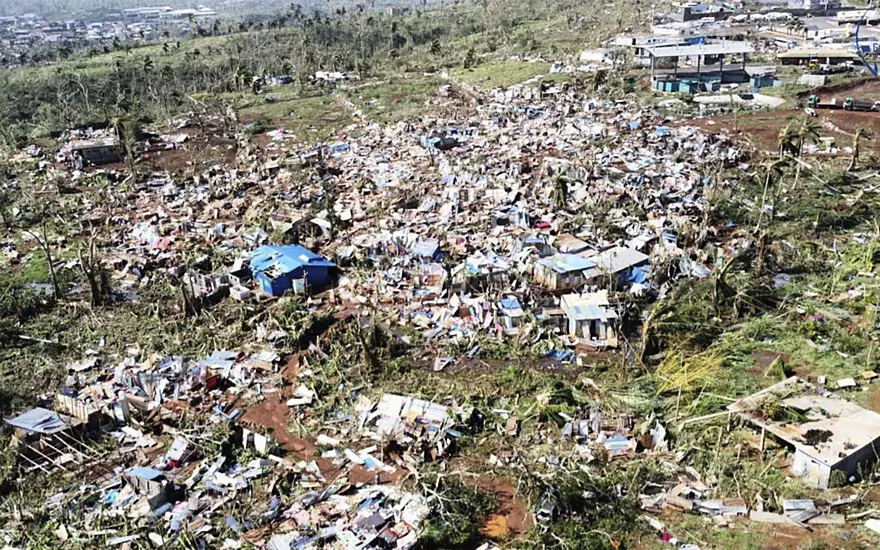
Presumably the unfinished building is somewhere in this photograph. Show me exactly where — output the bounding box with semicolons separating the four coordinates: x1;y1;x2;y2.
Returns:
729;377;880;489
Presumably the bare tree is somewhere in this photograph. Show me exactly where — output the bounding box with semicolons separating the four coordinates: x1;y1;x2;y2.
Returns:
24;214;60;299
79;230;109;307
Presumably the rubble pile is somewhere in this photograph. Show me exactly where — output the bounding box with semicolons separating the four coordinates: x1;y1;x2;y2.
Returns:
9;73;880;550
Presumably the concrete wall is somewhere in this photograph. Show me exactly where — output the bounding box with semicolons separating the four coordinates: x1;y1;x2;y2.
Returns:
834;439;880;486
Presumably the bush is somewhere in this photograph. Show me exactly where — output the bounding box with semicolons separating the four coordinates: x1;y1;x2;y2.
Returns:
420;477;497;549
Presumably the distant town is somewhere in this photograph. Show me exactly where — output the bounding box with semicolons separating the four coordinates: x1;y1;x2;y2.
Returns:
0;5;218;66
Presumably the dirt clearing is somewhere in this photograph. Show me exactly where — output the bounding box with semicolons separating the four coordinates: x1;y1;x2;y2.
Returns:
692;109;880;153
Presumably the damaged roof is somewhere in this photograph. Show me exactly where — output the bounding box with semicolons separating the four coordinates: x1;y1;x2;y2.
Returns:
249;244;336;274
729;377;880;467
6;407;72;434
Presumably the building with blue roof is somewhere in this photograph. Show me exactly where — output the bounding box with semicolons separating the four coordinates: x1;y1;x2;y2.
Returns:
561;291;619;348
533;254;596;291
249;245;337;297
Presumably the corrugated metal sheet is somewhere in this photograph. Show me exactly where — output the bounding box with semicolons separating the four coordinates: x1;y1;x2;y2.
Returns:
536;254;595;274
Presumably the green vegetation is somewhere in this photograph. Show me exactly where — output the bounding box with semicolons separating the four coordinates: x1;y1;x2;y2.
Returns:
0;0;647;148
5;1;880;550
347;74;446;124
239;93;356;140
453;60;551;90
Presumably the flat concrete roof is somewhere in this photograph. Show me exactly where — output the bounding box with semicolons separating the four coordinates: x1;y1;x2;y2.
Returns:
729;377;880;468
777;49;859;59
643;41;754;58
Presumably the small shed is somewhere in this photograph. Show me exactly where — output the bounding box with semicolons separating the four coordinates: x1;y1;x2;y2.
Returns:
249;245;337;297
533;254;597;291
750;73;781;89
64;137;122;166
6;407;87;472
6;408;73;439
498;296;525;334
560;291;619;347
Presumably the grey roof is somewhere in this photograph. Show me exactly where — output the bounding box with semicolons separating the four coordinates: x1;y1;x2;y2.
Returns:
536;254;596;274
569;304;618;322
581;246;649;278
65;136;120;151
643;41;754;58
6;407;69;434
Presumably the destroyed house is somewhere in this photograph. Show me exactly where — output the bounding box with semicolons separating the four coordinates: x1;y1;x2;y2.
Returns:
367;393;457;461
6;407;87;472
533;254;596;291
729;377;880;489
249;245;337;296
64;137;121;166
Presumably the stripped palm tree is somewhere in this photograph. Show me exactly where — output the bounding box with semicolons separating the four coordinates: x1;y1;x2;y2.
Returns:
790;116;821;191
848;127;866;172
777;121;797;158
755;159;787;233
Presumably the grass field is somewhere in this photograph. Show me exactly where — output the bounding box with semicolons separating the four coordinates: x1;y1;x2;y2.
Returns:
237;92;356;141
452;59;552;89
345;74;447;124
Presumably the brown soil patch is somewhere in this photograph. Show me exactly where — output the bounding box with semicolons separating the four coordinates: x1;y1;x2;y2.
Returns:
693;109;880;154
347;464;404;486
810;77;880;104
280;353;301;382
80;134;238;177
239;397;316;458
466;475;533;539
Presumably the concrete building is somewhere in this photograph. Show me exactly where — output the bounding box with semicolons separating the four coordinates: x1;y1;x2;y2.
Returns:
62;137;122;166
777;48;859;66
644;40;755;91
787;0;842;10
560;291;618;347
729;377;880;489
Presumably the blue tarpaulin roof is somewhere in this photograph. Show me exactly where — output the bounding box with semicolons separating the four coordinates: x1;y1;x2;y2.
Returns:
249;245;336;275
500;296;522;310
536;254;595;274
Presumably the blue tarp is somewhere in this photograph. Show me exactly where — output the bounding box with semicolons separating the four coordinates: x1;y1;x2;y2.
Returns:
500;296;522;310
626;266;649;285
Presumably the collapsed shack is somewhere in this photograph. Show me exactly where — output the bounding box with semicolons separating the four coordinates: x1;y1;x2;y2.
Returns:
729;376;880;489
5;407;92;473
61;136;122;166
